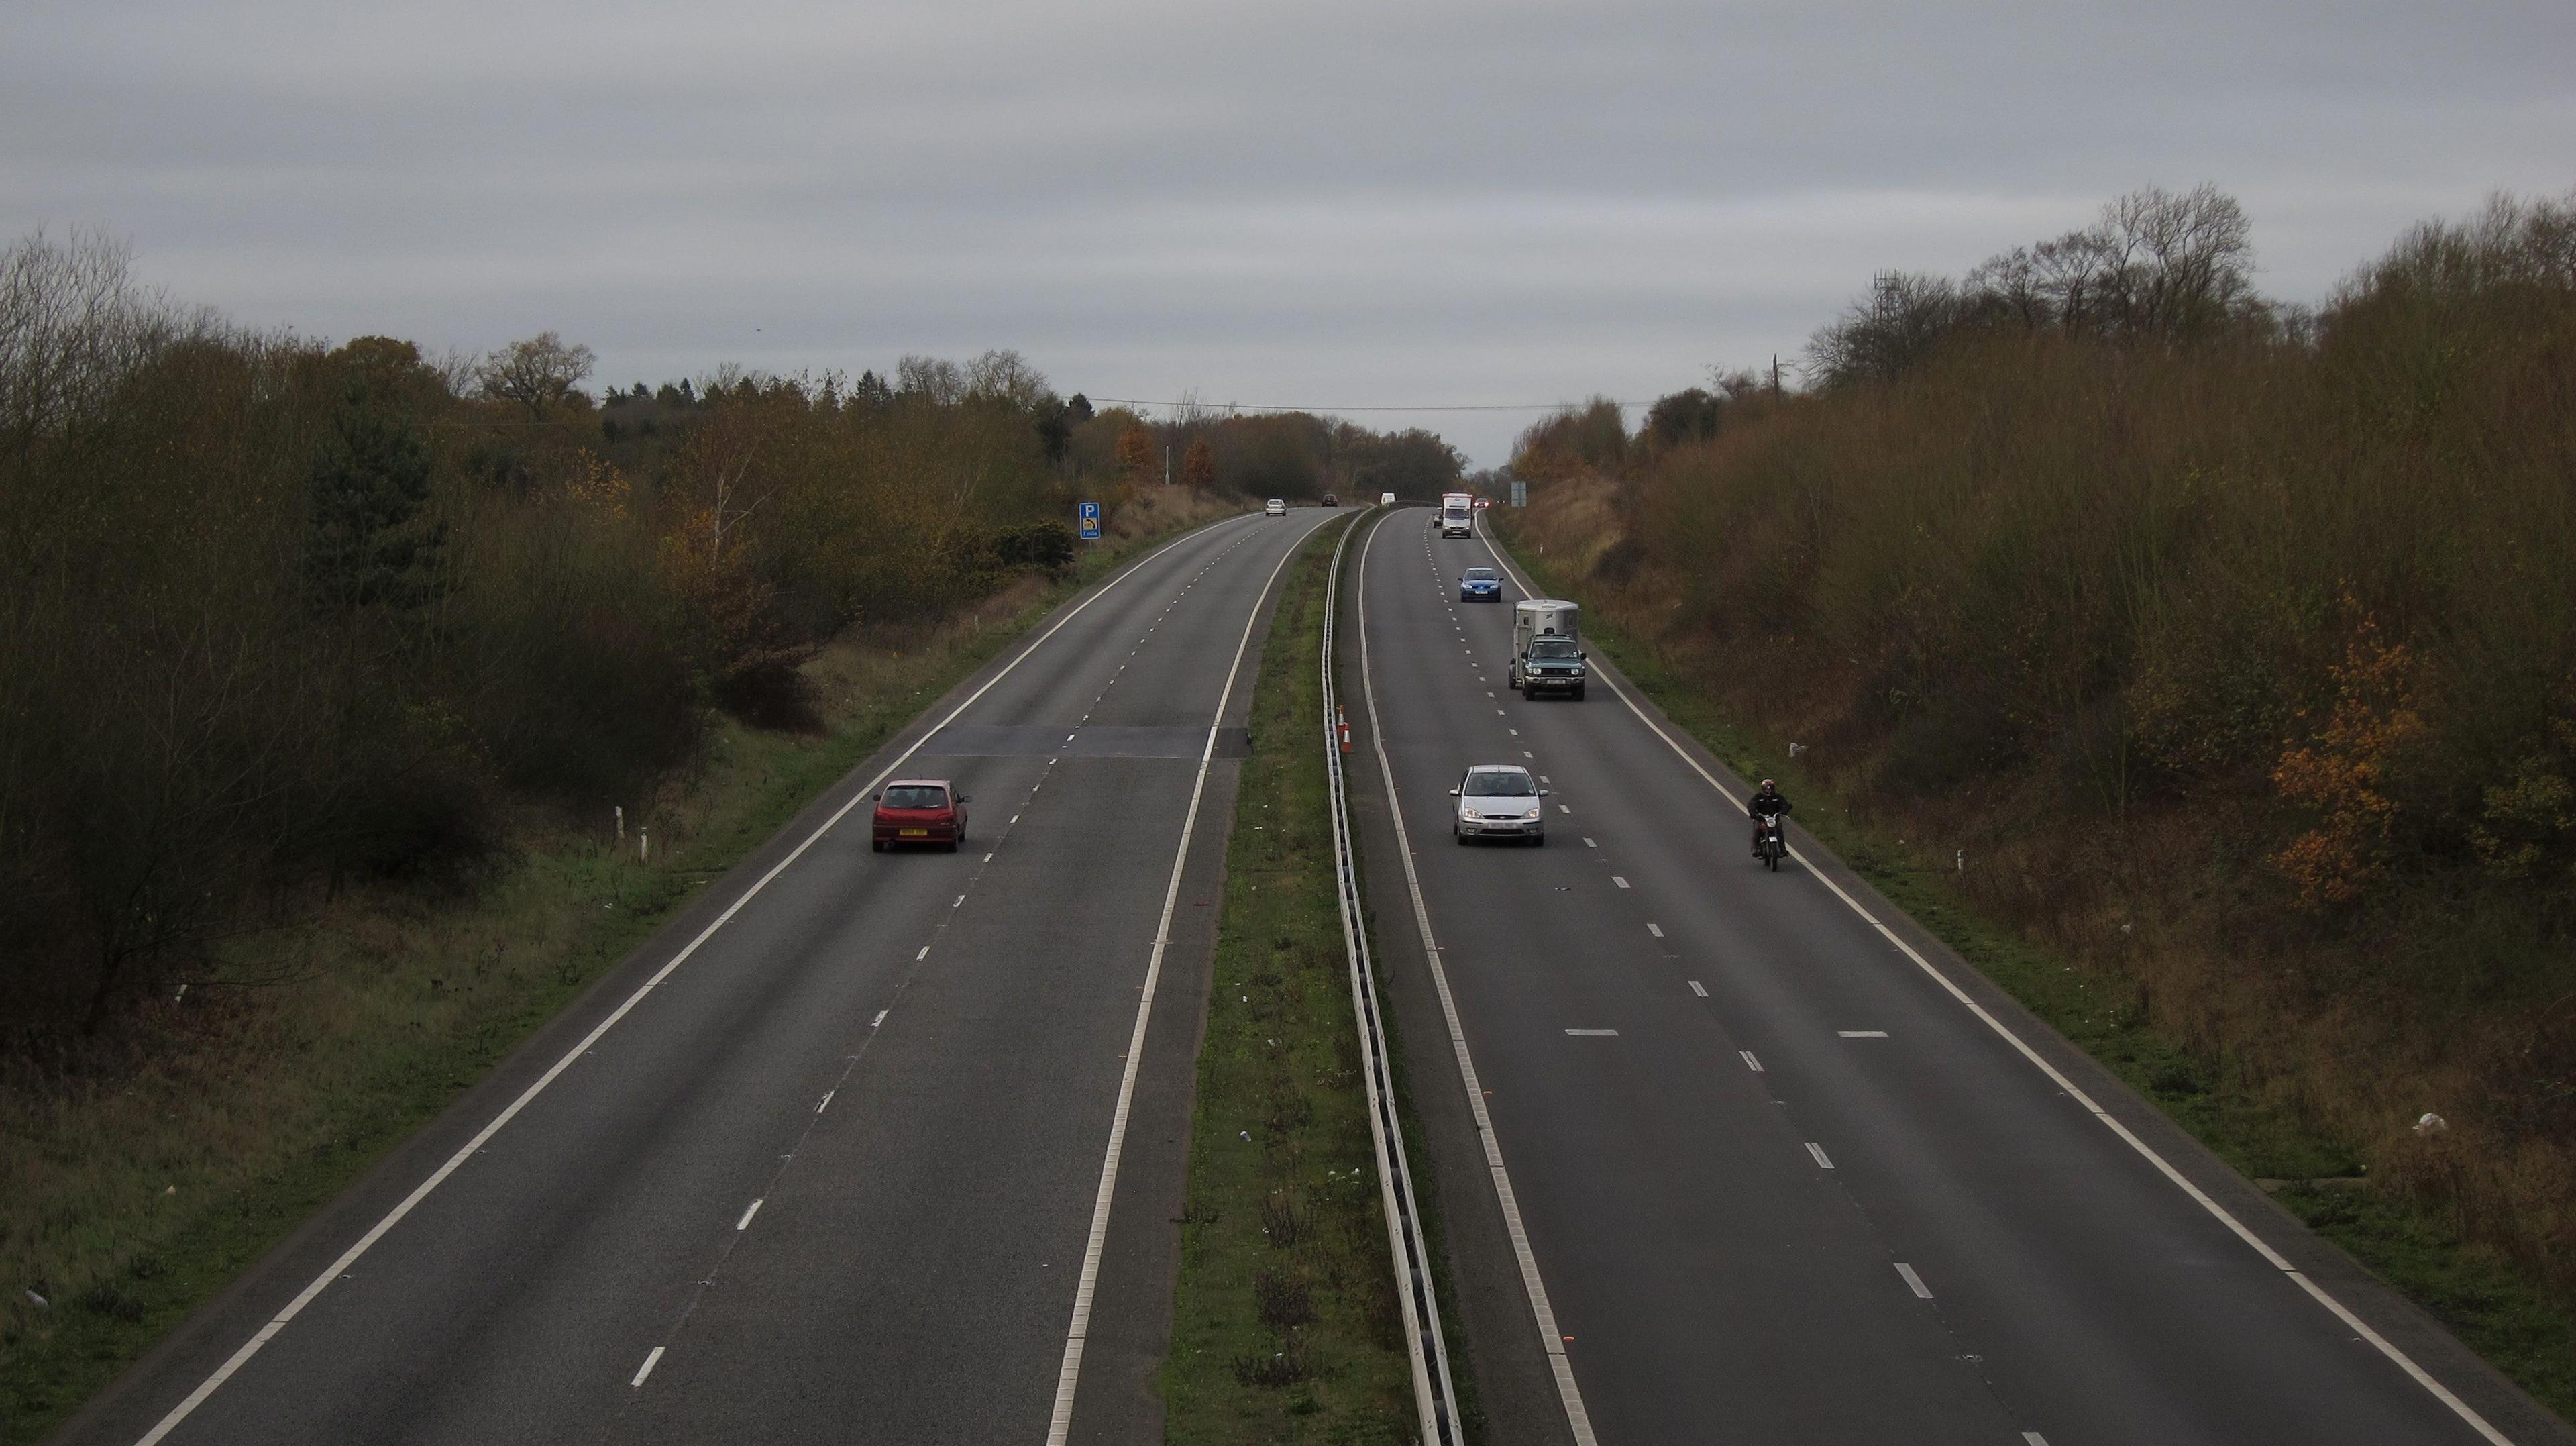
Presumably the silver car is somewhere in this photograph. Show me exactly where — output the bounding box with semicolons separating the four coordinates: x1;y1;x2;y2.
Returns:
1265;498;1287;516
1450;764;1548;845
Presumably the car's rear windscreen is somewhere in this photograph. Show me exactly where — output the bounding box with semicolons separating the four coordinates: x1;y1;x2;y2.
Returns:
883;786;947;809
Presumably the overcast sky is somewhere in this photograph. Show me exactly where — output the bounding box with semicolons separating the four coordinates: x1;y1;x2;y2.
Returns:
5;0;2569;464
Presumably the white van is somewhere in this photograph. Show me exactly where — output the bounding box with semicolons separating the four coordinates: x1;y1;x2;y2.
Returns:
1440;492;1475;538
1509;599;1585;699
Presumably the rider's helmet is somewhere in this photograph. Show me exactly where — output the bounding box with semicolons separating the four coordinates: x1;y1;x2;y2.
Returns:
1760;778;1776;790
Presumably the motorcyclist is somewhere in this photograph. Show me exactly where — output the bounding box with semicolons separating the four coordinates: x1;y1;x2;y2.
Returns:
1748;778;1790;858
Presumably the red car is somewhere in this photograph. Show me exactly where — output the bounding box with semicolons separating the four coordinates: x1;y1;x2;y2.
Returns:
872;779;969;851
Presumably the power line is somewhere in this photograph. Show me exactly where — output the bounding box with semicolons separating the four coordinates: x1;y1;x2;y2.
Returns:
1082;397;1642;415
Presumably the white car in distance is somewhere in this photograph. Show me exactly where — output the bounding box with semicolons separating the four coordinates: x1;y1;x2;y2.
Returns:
1265;498;1287;517
1451;764;1548;845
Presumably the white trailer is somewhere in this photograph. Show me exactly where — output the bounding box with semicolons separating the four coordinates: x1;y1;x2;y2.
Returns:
1509;599;1585;698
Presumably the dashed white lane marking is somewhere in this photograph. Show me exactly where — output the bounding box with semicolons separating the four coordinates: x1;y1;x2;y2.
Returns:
1611;876;1630;889
631;1346;665;1387
953;894;965;908
984;853;994;863
1896;1263;1934;1298
2024;1434;2051;1445
1557;803;1570;813
1741;1050;1764;1072
916;945;930;960
735;1198;763;1231
1646;923;1663;937
872;1009;888;1027
1582;836;1597;847
1839;1030;1890;1039
1522;750;1534;759
816;1090;834;1113
1509;728;1520;736
1688;980;1708;998
1495;709;1505;716
1565;1029;1619;1037
1806;1142;1835;1170
1466;528;2523;1446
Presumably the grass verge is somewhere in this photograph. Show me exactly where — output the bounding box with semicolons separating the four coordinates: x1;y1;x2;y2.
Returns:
1494;525;2576;1423
1161;513;1419;1441
0;496;1242;1446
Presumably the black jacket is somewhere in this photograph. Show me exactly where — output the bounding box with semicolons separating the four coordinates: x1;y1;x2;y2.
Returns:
1748;789;1791;821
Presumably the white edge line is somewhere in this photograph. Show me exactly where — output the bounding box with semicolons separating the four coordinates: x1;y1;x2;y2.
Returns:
1322;510;1459;1442
1365;513;1601;1445
127;514;1254;1446
1044;511;1328;1444
1471;529;2517;1446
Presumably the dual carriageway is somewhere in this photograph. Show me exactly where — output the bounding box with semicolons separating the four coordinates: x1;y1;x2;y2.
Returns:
56;503;2565;1445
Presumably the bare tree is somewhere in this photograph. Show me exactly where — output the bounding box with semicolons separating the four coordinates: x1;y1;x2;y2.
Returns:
475;331;596;419
1803;272;1964;389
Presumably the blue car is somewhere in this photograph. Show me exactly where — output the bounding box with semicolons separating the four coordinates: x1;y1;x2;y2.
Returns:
1459;566;1503;602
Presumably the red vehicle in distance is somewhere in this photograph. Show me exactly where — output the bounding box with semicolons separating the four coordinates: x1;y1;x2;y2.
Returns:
872;779;969;852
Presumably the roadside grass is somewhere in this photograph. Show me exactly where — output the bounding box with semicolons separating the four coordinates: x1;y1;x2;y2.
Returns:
1162;513;1419;1442
1495;528;2576;1422
0;497;1242;1446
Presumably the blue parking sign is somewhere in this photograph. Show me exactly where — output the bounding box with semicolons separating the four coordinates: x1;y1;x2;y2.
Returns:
1077;501;1102;540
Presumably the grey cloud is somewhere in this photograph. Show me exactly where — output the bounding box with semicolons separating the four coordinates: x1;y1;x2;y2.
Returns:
5;0;2569;462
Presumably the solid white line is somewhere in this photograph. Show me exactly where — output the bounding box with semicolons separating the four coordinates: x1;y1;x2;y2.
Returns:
1045;513;1324;1445
630;1345;664;1387
1741;1050;1764;1072
1356;515;1599;1445
735;1198;762;1231
1470;529;2518;1446
124;515;1255;1446
1565;1029;1619;1037
1896;1262;1933;1298
1689;980;1708;998
1839;1030;1890;1039
1807;1142;1835;1170
1646;923;1664;938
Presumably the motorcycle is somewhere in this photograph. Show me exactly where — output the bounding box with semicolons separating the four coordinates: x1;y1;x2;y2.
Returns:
1754;812;1786;871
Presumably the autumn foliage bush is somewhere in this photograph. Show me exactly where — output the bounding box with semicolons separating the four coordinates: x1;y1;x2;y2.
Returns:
1507;191;2576;1300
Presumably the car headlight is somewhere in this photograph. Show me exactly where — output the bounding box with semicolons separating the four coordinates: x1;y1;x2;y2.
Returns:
1524;807;1543;819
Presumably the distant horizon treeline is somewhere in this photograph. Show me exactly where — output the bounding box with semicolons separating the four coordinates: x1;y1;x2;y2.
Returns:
0;229;1463;1036
1507;185;2576;1306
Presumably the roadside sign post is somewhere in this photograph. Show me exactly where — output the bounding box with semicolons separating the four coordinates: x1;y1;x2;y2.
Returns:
1077;501;1102;543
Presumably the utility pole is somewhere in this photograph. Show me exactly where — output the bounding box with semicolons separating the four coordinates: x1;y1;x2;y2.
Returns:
1771;354;1783;397
1164;444;1172;487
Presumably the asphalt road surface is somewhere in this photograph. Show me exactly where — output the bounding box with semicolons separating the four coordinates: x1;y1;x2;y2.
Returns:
59;505;1340;1446
1345;507;2571;1446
